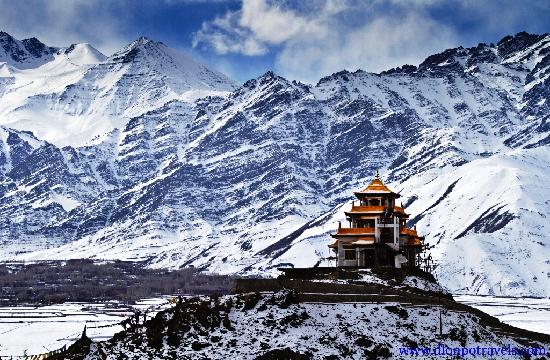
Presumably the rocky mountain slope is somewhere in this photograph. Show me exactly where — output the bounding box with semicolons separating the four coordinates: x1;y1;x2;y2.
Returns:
0;31;549;296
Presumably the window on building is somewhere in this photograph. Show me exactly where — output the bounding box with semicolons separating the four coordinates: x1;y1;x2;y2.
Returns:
344;250;356;260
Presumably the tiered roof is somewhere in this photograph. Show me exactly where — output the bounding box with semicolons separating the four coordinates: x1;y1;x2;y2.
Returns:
353;172;401;198
331;172;423;247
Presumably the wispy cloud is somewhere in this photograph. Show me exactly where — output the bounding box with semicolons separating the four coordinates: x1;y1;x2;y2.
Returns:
192;0;458;82
193;10;268;56
192;0;549;83
192;0;337;57
0;0;128;55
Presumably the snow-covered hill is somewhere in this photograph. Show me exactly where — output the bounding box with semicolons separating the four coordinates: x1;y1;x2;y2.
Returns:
0;31;549;296
50;285;550;360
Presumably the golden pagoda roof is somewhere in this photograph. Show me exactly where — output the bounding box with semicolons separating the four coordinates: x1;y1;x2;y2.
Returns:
354;172;400;197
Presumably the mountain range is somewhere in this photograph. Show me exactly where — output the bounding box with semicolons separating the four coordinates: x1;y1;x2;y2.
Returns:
0;30;549;296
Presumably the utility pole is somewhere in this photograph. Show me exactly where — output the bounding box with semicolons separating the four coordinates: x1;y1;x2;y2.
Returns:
438;289;443;337
434;267;443;337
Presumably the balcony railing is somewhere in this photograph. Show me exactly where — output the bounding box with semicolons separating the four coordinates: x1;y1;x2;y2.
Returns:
348;205;407;214
348;205;384;212
335;227;376;235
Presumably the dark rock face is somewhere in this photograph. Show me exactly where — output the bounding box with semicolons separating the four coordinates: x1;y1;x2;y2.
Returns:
21;37;55;58
466;43;499;67
48;334;92;360
497;31;548;58
454;205;517;239
418;47;468;72
0;32;26;62
381;64;417;75
0;32;56;66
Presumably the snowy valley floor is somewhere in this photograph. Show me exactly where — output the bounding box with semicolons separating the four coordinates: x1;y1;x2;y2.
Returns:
1;289;550;358
455;295;550;335
0;298;173;357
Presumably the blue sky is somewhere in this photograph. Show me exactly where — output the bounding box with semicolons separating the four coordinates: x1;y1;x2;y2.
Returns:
0;0;548;83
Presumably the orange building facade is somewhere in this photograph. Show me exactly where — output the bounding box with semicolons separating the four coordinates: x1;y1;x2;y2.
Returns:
329;173;423;269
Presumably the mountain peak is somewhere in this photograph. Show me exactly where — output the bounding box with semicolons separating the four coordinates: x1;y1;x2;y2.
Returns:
497;31;548;58
129;36;170;51
21;37;49;55
241;70;291;91
129;36;163;50
316;69;359;86
133;36;159;46
0;30;12;39
261;70;276;77
258;70;282;83
0;31;57;68
63;43;106;65
380;64;417;75
417;47;468;72
108;36;169;64
106;36;237;92
259;70;295;85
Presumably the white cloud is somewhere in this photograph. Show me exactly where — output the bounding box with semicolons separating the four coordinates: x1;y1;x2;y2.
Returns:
238;0;322;45
192;0;459;82
278;10;458;82
0;0;128;55
193;11;268;56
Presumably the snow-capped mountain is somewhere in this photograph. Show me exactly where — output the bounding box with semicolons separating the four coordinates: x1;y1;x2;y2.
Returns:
0;31;549;296
0;34;237;146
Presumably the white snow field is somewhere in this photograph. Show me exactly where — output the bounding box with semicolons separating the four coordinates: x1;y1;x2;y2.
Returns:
455;295;550;335
0;298;172;358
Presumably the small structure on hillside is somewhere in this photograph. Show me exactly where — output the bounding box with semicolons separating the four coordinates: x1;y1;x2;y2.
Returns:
329;172;424;269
